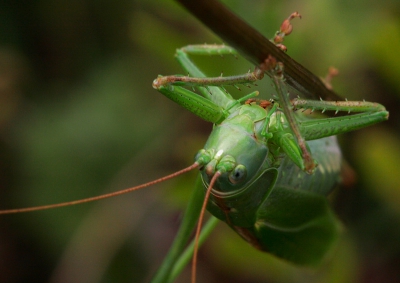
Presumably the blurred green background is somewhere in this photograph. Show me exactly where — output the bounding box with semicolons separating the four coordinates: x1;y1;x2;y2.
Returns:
0;0;399;282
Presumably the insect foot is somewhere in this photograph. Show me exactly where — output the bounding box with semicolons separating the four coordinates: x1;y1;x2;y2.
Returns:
152;75;168;89
259;55;318;174
272;11;302;51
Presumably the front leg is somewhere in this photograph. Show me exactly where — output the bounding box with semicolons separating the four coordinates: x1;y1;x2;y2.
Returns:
153;44;270;123
261;56;317;174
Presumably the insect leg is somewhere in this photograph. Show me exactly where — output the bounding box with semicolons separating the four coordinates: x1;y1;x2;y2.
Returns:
262;56;317;173
271;11;302;52
153;66;263;92
260;102;279;140
176;44;263;87
166;44;264;109
293;99;389;140
152;44;266;123
153;83;228;123
292;98;387;114
174;44;236;109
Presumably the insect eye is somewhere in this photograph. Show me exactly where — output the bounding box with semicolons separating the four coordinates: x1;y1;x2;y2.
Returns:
228;164;247;184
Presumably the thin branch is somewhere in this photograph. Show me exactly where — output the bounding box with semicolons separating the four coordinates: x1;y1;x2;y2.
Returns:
176;0;343;103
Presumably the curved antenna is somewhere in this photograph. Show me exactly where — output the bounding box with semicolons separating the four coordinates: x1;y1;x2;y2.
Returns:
0;163;199;215
191;171;221;283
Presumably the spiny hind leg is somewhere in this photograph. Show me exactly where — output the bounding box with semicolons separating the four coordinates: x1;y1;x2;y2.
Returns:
292;98;387;115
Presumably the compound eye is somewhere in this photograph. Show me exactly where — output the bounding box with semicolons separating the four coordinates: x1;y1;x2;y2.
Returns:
228;164;247;184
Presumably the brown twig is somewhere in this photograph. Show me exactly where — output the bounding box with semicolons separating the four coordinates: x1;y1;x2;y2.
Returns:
176;0;343;105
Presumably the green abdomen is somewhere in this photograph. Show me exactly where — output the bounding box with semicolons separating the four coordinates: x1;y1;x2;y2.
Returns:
275;136;342;196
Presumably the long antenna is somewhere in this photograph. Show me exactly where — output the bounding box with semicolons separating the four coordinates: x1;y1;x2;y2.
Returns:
0;163;199;215
191;171;221;283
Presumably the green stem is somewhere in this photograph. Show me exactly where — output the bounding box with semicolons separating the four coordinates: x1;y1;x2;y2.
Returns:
150;176;204;283
168;217;219;282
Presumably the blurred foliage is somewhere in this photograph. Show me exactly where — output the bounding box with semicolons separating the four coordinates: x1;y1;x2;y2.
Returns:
0;0;399;282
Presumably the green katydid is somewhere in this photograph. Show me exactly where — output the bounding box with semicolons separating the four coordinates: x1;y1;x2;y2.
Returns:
0;12;389;283
149;43;388;283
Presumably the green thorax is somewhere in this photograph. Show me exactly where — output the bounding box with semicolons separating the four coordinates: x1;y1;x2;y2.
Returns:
195;104;279;227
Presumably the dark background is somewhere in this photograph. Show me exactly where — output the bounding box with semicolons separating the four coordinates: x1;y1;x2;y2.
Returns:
0;0;399;282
